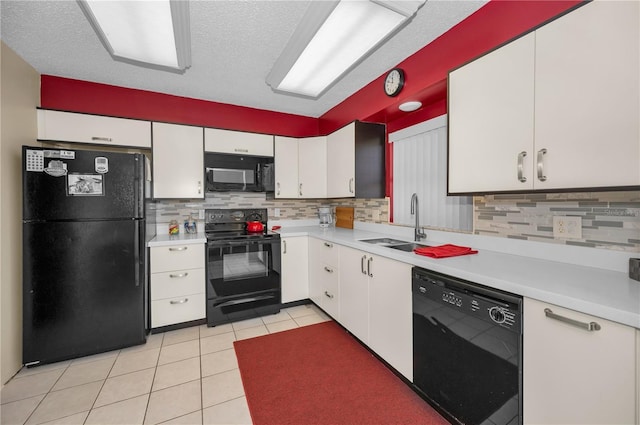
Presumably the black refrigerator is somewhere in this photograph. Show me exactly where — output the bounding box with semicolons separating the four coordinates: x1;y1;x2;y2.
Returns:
22;146;147;366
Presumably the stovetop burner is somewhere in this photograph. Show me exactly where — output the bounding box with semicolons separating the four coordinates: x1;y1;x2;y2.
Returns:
205;208;274;240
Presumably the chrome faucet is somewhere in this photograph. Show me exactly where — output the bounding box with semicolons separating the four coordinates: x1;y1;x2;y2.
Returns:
410;193;426;242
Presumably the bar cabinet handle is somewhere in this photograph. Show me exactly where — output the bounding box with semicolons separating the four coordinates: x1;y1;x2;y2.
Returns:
367;257;373;278
324;266;334;273
537;148;547;182
324;242;333;248
324;291;334;299
276;182;280;196
517;151;527;183
283;240;287;254
299;183;303;196
349;177;354;194
170;298;189;305
91;136;113;142
169;246;188;252
544;308;601;331
169;272;189;278
361;255;367;274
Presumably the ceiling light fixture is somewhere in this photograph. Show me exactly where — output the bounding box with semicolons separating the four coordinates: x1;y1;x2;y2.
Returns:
77;0;191;73
266;0;426;98
399;101;422;112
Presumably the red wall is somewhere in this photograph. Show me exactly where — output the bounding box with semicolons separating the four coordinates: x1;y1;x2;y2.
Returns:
40;76;320;137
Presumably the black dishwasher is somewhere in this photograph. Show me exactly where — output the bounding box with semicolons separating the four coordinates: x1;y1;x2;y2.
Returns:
412;267;522;425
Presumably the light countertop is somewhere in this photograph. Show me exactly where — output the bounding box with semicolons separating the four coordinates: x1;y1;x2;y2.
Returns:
148;233;206;247
277;225;640;329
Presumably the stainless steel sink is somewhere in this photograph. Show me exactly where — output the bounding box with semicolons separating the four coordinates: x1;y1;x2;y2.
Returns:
387;242;431;252
358;237;408;246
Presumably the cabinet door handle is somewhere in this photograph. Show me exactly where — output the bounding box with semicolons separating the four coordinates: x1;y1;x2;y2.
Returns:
234;148;249;153
361;255;367;274
367;257;373;278
324;266;334;273
91;136;113;142
537;148;547;182
198;180;202;195
170;298;189;305
276;182;280;196
169;272;189;278
517;151;527;183
283;240;287;254
349;177;354;194
544;308;601;331
324;242;333;248
169;246;188;252
324;291;334;299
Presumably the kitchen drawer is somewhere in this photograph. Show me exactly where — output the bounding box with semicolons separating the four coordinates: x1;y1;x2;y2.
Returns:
151;292;206;328
150;244;205;273
309;237;339;267
151;268;205;301
204;128;274;156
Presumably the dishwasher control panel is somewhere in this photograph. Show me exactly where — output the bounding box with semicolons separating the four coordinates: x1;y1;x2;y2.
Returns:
413;268;522;332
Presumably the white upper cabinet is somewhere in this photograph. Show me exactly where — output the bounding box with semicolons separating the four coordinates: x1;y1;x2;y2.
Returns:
274;135;327;198
204;128;274;157
152;122;204;199
327;122;356;198
448;33;535;193
533;0;639;190
274;136;300;198
298;136;327;198
37;109;152;149
448;0;639;193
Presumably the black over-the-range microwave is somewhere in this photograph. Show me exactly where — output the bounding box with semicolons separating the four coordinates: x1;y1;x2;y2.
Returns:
205;152;274;193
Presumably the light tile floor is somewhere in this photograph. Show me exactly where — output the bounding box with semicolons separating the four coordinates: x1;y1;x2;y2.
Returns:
1;304;331;425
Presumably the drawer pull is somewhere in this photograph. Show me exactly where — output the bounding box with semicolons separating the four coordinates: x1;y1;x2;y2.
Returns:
91;136;113;142
324;266;334;273
169;272;189;278
169;246;188;252
537;148;548;182
324;291;334;299
324;242;333;248
170;298;189;305
544;308;601;331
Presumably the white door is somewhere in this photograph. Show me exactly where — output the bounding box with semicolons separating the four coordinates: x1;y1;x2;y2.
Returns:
523;298;636;424
152;122;204;199
448;33;535;193
280;237;309;303
337;246;369;343
327;123;355;198
274;136;299;198
368;256;412;380
534;0;640;189
298;136;327;198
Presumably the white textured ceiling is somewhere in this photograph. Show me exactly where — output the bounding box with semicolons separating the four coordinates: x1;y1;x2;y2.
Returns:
0;0;486;118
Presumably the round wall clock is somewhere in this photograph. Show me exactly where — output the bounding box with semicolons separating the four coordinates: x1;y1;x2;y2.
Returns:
384;68;405;97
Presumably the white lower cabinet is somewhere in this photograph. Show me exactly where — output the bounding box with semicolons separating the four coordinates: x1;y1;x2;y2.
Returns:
150;243;206;329
338;245;413;380
308;238;339;319
523;297;637;424
280;236;309;303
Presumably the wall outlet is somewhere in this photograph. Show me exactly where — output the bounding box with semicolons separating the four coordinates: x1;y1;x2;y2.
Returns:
553;216;582;239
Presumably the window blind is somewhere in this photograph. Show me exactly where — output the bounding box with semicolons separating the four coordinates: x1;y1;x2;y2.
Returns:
391;115;472;232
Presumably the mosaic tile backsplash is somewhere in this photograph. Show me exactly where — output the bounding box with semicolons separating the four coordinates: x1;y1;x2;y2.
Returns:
149;191;640;253
474;191;640;252
149;193;389;231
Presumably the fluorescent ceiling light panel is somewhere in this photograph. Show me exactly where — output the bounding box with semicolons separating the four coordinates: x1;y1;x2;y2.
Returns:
78;0;191;72
267;0;426;98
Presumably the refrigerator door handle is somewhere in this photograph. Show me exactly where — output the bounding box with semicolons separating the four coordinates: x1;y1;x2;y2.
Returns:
134;220;140;287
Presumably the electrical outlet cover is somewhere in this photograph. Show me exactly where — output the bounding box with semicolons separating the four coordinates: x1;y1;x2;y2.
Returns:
553;216;582;239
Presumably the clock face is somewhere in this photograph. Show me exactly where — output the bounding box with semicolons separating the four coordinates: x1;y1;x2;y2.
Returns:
384;68;404;97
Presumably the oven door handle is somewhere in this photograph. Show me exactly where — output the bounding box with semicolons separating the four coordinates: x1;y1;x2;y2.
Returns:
209;239;275;247
213;294;276;308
